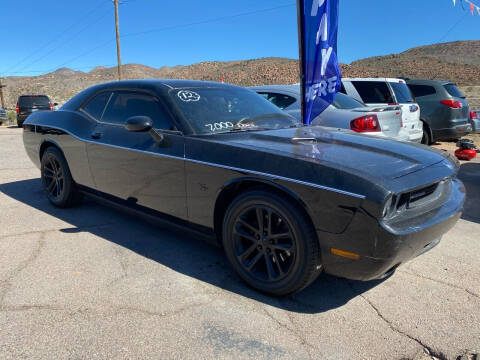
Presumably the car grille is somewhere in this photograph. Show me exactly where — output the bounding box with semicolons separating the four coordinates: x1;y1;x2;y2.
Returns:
395;179;451;212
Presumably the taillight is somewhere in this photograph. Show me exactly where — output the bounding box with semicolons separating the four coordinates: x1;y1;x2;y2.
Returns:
49;103;54;111
409;105;419;112
16;105;19;114
440;100;463;109
350;115;381;133
470;111;478;120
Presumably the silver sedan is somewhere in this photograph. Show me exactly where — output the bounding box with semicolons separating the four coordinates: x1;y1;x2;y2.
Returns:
250;84;410;141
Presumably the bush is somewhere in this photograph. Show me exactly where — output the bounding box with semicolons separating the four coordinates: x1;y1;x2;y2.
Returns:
7;110;16;124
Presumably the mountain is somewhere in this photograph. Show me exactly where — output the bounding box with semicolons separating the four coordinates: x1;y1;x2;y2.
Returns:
1;41;480;109
347;40;480;84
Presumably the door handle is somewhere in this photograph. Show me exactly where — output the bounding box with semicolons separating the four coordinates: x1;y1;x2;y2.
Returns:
91;132;102;139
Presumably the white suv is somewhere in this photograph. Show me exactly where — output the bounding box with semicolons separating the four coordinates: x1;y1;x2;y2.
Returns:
341;78;423;142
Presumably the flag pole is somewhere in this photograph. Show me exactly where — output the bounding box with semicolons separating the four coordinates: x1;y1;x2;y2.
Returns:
296;0;306;125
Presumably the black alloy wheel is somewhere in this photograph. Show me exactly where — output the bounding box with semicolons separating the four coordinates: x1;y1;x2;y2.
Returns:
233;205;297;282
43;155;64;200
41;147;82;207
223;190;321;296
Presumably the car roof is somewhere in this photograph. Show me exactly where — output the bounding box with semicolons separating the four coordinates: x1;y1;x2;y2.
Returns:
94;79;242;91
249;84;300;94
342;77;406;83
18;94;49;97
405;79;454;86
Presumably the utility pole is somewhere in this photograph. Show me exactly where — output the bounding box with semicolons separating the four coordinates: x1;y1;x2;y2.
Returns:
113;0;123;81
0;78;6;109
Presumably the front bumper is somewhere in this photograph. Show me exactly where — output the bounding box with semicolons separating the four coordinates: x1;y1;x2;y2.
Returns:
318;178;465;281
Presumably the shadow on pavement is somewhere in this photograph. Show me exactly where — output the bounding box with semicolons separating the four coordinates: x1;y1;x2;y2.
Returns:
1;178;384;314
458;162;480;224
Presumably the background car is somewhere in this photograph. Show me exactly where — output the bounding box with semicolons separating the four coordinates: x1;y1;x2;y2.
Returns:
341;78;423;143
0;108;7;125
16;95;56;128
23;80;464;296
470;109;480;134
250;84;409;141
406;79;472;144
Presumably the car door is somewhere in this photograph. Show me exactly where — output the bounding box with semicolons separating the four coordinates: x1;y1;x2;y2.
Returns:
86;90;187;221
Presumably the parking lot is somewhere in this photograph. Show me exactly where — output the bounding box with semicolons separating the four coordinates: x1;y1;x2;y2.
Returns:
0;126;479;359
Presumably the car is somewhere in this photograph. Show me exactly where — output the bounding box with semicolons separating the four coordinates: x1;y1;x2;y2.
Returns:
0;107;7;125
341;78;424;143
23;80;465;296
249;84;409;142
16;95;57;128
470;109;480;134
406;79;472;143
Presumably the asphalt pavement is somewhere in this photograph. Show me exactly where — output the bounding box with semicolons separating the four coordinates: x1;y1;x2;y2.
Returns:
0;127;479;360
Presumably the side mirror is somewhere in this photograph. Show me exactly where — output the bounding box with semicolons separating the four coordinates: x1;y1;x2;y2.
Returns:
125;116;152;132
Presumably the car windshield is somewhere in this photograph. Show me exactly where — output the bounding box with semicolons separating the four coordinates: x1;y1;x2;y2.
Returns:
443;84;465;98
389;82;414;103
18;96;50;107
332;93;365;109
171;87;299;134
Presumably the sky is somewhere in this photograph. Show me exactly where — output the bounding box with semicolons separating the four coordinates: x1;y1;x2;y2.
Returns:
1;0;479;77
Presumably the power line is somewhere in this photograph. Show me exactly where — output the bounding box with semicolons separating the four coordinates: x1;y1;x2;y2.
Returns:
121;3;295;39
45;3;296;73
438;11;470;42
3;2;110;75
5;3;295;76
14;8;112;74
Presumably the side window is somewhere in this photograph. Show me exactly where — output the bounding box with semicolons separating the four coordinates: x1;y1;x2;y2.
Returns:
408;85;436;98
340;83;346;94
352;81;393;104
102;92;174;130
259;92;297;110
81;92;111;120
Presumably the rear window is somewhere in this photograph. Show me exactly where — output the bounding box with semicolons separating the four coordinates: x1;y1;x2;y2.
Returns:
351;81;394;104
443;84;465;98
332;93;365;109
258;92;297;110
18;95;50;107
408;84;436;98
389;82;414;103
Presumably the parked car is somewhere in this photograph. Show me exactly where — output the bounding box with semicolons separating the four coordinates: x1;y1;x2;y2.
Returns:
341;78;423;143
16;95;56;128
0;108;7;125
470;109;480;133
406;79;472;143
23;80;464;296
250;84;409;141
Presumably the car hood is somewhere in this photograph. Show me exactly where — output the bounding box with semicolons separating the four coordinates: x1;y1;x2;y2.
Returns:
211;126;453;183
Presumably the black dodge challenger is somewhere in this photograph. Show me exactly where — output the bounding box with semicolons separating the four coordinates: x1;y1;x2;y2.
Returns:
23;80;465;296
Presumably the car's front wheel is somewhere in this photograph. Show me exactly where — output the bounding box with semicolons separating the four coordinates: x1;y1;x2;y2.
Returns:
222;190;321;296
41;147;82;207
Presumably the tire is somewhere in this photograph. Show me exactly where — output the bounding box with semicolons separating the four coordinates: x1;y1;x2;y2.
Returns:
222;190;321;296
41;147;82;207
421;122;432;145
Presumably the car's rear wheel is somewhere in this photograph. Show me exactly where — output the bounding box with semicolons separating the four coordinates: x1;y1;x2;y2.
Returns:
222;190;321;296
421;122;432;145
41;147;82;207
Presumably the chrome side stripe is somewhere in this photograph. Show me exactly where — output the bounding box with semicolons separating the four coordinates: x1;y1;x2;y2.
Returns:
36;123;366;199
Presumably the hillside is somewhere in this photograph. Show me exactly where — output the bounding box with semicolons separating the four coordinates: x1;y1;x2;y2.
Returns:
2;41;480;109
